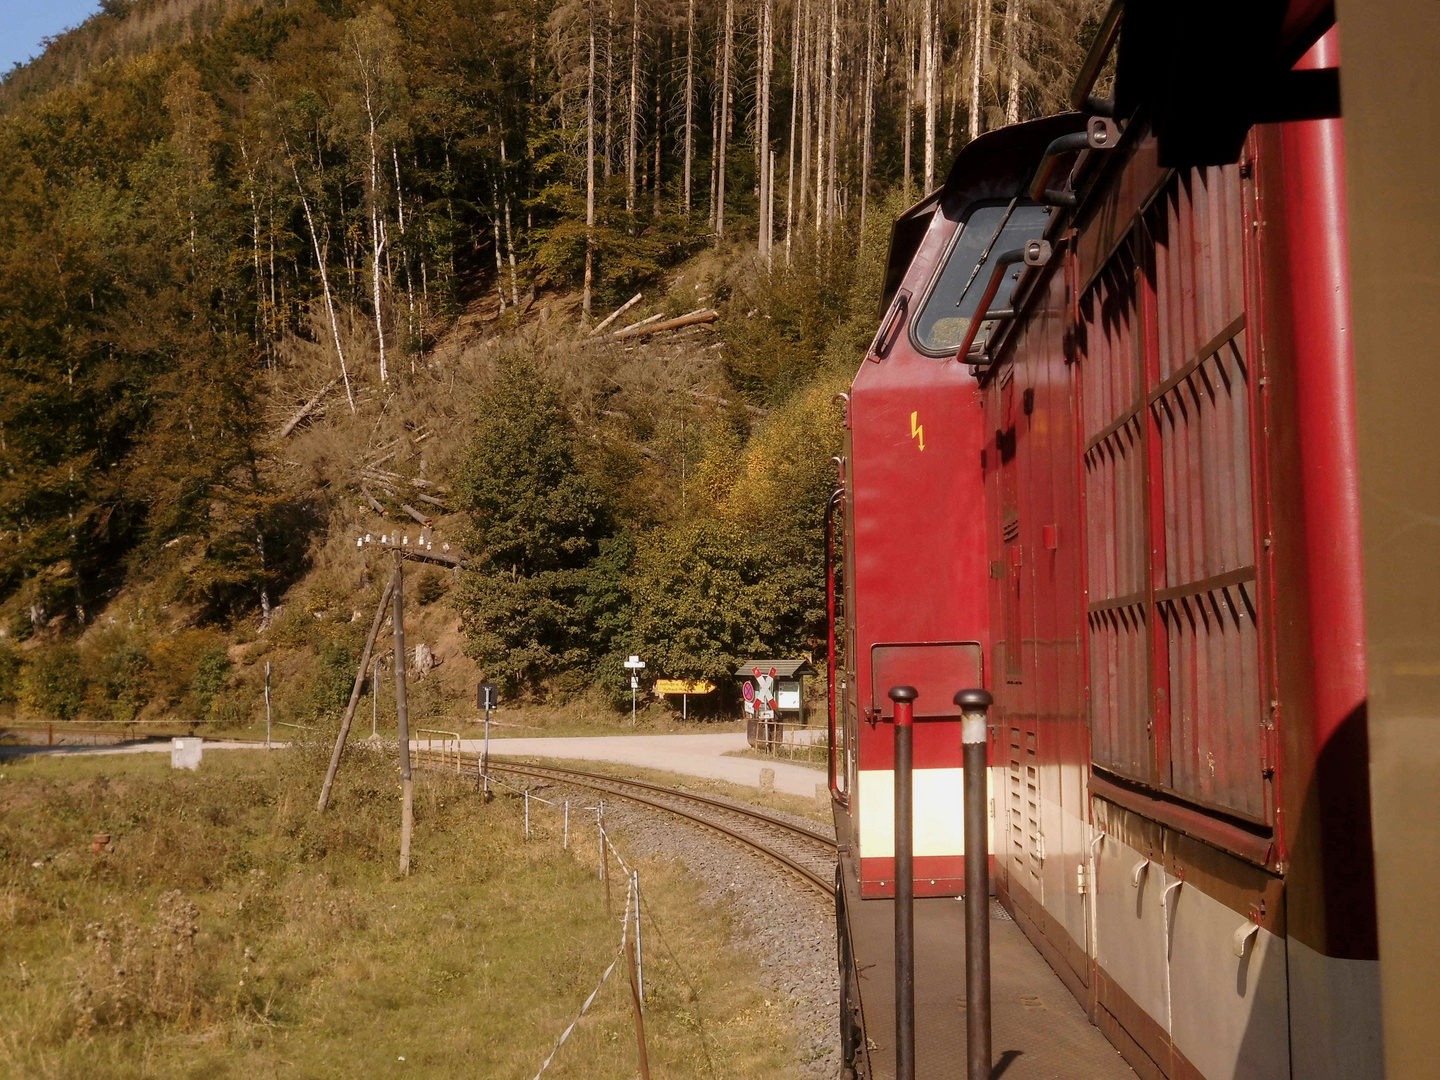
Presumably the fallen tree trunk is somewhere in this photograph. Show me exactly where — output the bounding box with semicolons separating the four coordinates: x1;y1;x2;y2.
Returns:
360;487;387;515
589;292;643;336
582;308;719;347
276;379;339;440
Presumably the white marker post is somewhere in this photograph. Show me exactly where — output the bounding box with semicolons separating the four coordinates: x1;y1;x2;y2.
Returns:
623;655;646;726
264;662;272;748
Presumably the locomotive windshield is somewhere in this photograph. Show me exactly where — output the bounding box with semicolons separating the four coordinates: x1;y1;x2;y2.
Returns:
911;203;1051;356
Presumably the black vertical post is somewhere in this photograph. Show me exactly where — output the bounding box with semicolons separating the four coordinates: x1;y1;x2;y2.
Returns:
889;684;919;1080
955;688;994;1080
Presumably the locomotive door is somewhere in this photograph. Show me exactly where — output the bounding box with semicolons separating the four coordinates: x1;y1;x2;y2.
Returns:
998;375;1044;908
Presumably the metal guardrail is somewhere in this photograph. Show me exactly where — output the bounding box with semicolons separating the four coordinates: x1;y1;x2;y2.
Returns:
748;719;830;762
414;728;463;774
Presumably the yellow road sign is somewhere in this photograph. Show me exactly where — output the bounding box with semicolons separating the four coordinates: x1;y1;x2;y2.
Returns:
655;679;715;695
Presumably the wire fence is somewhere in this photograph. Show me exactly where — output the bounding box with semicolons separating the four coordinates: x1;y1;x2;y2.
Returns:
409;745;730;1080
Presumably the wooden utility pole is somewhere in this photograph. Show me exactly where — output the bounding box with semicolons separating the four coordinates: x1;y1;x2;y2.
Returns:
584;0;597;320
317;574;397;813
393;552;414;876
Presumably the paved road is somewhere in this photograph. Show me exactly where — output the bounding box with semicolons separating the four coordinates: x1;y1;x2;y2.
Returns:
462;731;827;797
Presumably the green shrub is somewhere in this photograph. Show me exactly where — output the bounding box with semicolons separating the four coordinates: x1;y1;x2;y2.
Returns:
190;647;231;720
310;640;358;719
21;646;87;720
0;642;20;703
414;569;448;606
85;632;153;722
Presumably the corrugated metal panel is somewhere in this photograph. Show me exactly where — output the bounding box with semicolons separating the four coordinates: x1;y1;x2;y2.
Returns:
1080;256;1151;783
1080;163;1265;819
1152;168;1247;381
1161;582;1264;819
1088;603;1152;782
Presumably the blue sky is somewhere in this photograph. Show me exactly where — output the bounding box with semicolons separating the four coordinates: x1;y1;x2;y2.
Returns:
1;1;102;74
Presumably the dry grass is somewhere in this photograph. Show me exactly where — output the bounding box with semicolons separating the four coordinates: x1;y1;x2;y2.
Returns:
0;748;802;1079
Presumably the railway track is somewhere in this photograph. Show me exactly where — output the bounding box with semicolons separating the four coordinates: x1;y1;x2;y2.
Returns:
418;751;837;899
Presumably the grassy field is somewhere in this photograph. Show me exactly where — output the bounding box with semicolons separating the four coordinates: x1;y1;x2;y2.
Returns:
0;747;802;1079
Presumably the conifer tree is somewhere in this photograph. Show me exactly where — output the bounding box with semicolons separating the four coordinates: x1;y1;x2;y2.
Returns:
456;352;614;692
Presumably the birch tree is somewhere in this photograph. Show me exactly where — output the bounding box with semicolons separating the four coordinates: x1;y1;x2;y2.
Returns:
716;0;734;240
346;7;400;383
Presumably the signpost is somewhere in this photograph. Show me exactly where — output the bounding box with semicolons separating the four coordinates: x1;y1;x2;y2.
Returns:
623;656;646;725
477;682;498;797
654;679;716;721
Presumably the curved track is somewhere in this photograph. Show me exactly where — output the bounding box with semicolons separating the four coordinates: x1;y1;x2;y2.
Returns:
455;756;838;899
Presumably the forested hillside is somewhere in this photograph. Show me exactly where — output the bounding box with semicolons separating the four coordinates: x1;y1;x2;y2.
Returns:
0;0;1102;723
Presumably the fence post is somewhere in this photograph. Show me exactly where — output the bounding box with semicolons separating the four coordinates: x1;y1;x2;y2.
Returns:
525;790;531;839
633;870;645;1006
265;662;272;749
564;801;570;849
599;801;611;913
627;923;652;1080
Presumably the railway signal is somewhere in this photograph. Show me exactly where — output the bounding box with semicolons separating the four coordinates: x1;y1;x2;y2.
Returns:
477;682;498;798
623;655;646;725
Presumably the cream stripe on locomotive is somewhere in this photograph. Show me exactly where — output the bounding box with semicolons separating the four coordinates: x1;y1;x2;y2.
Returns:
856;767;997;859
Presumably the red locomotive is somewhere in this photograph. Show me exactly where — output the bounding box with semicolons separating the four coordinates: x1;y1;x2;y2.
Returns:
828;5;1386;1079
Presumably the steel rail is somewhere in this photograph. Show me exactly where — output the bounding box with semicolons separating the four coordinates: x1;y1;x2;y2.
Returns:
492;759;837;848
488;760;837;899
417;751;836;899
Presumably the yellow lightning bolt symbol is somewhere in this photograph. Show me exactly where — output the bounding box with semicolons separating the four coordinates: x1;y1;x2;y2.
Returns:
910;411;925;451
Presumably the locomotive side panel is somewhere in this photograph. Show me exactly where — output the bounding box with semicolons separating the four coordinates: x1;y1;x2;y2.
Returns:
986;263;1093;993
848;205;997;899
989;136;1308;1080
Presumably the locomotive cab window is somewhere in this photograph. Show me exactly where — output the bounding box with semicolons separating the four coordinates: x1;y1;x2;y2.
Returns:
911;203;1051;357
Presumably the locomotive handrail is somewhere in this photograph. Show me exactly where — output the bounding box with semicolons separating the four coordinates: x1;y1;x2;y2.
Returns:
1028;117;1122;206
824;486;847;806
952;248;1026;365
1069;0;1124;112
868;289;910;361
